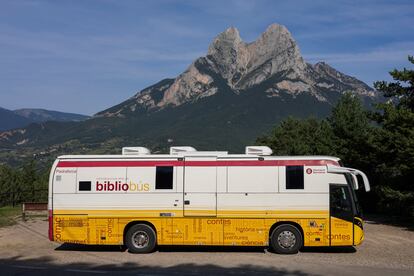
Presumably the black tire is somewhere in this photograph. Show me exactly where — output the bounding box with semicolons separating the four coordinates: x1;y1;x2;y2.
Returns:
270;224;303;254
125;224;156;253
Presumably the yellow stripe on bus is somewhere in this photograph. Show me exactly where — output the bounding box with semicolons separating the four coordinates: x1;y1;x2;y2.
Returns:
51;210;361;247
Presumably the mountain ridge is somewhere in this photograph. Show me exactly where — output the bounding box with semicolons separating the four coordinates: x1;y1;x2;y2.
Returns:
0;107;32;132
0;107;90;131
14;108;90;123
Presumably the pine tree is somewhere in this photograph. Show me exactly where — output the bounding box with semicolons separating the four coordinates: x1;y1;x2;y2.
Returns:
328;92;376;169
372;55;414;216
256;117;336;156
21;159;38;202
374;56;414;111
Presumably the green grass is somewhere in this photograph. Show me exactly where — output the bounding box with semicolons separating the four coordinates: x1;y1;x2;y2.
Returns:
0;205;21;227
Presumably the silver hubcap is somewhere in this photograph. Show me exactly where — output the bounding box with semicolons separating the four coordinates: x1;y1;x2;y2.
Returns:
132;231;149;248
277;230;296;249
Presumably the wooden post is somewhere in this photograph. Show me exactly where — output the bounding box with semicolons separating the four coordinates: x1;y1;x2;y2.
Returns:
22;203;26;221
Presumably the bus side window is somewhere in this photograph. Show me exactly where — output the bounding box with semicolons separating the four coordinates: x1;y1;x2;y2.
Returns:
155;166;173;189
79;181;91;191
286;166;304;189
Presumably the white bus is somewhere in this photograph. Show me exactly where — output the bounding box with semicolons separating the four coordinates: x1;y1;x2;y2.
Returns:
48;146;369;254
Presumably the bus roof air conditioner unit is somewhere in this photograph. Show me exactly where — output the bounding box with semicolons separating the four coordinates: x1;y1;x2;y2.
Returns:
122;147;151;155
245;146;273;156
170;146;197;155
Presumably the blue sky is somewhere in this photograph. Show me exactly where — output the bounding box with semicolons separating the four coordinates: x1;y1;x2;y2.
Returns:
0;0;413;115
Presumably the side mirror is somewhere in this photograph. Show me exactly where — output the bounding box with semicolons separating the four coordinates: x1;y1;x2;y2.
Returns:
326;164;370;192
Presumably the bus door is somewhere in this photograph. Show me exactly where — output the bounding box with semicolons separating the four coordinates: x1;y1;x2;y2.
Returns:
329;184;354;246
183;156;217;217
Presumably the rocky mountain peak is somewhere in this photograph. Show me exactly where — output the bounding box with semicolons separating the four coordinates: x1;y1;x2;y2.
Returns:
257;23;291;45
245;23;306;81
205;23;307;89
207;26;242;57
206;26;247;86
97;23;375;117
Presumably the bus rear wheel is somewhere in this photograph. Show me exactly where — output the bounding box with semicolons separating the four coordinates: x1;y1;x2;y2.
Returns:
270;224;302;254
125;224;156;253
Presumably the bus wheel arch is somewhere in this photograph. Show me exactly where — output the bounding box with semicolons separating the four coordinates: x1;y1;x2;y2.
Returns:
123;221;157;253
269;221;304;254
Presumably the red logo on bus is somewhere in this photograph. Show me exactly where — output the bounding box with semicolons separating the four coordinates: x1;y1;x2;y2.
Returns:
306;168;313;174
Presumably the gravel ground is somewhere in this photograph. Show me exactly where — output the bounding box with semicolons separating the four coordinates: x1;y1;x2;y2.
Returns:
0;217;413;275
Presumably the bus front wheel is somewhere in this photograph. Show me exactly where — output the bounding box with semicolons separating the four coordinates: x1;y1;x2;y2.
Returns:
125;224;156;253
270;224;302;254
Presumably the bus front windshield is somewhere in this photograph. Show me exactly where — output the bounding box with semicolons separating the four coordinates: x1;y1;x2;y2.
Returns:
345;174;363;218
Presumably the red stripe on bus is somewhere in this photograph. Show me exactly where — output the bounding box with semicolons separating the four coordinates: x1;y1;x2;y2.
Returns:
186;160;338;166
57;161;183;167
57;160;338;168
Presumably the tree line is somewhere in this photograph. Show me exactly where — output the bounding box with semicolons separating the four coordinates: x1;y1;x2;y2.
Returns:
0;160;49;206
257;56;414;217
